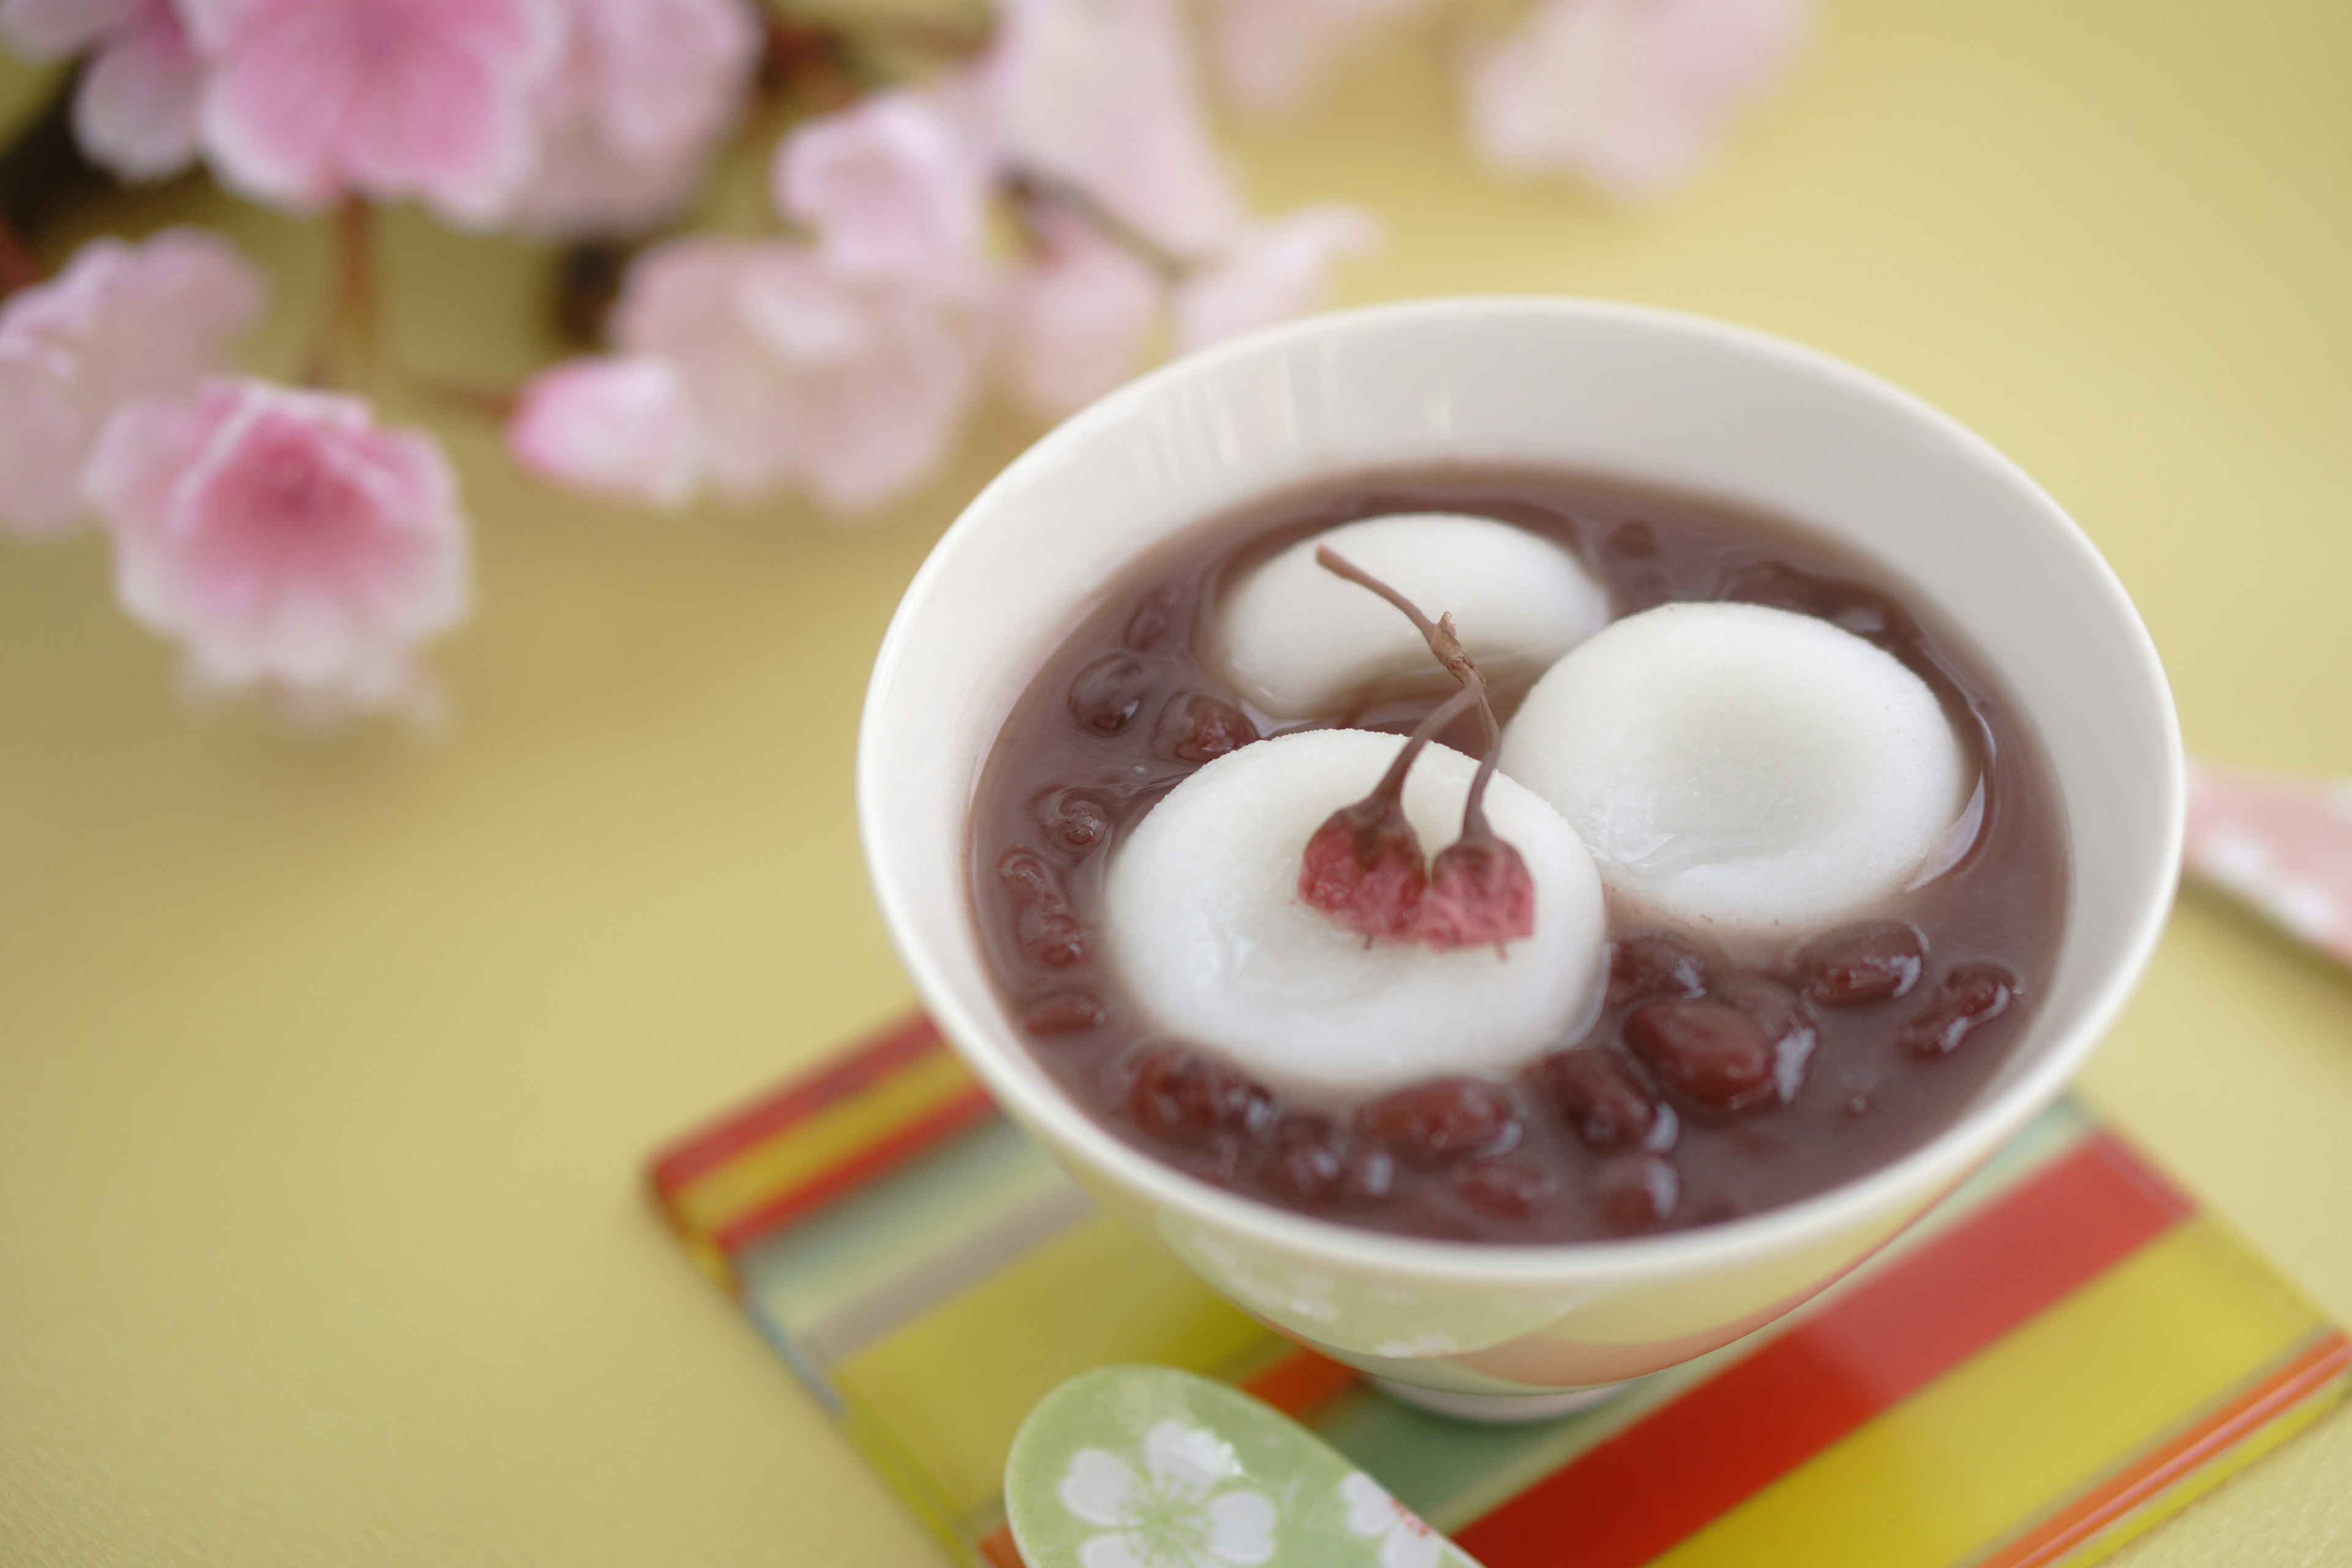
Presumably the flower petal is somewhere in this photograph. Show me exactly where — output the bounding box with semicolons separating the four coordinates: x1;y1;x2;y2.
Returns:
1339;1471;1397;1538
1172;205;1379;353
1078;1534;1152;1568
1200;0;1429;116
1205;1489;1276;1566
998;210;1164;420
1461;0;1809;199
772;87;995;296
0;0;146;58
508;355;701;510
74;2;204;181
502;0;760;237
984;0;1246;255
1144;1420;1240;1501
1058;1448;1138;1528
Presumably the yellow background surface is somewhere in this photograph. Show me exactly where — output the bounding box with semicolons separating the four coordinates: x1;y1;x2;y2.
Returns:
4;2;2349;1563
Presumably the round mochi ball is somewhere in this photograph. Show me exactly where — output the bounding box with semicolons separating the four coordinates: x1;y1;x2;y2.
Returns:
1498;601;1970;939
1216;514;1611;718
1103;727;1608;1104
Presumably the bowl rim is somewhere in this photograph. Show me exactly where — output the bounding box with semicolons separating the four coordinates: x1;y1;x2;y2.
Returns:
858;294;2185;1286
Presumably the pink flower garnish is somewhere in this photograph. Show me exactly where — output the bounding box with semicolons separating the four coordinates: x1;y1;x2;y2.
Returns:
514;237;981;513
1300;790;1430;942
997;208;1165;420
0;0;205;180
0;228;263;538
1464;0;1810;199
85;378;471;720
190;0;559;224
984;0;1246;255
1198;0;1430;117
1418;826;1539;951
507;356;697;510
502;0;760;236
772;88;997;297
1173;204;1379;353
1298;551;1539;952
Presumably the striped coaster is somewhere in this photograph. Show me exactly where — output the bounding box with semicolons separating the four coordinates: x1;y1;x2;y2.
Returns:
649;1014;2348;1568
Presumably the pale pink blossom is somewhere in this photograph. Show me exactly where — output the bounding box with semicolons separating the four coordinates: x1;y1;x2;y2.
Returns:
1173;205;1378;353
508;356;698;510
1464;0;1810;199
503;0;761;236
188;0;560;224
0;0;205;181
1199;0;1431;116
0;228;263;538
997;209;1164;420
0;0;149;55
984;0;1246;256
85;379;470;720
772;88;997;297
548;237;980;512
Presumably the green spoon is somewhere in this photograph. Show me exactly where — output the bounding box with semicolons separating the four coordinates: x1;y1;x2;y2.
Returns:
1005;1364;1484;1568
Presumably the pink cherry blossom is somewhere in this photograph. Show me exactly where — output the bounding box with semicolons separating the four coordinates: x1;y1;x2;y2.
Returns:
772;88;997;297
85;379;470;720
1464;0;1810;199
0;228;264;539
1198;0;1431;117
189;0;559;224
503;0;761;236
519;237;981;512
997;208;1165;420
1172;205;1378;353
0;0;148;57
508;356;698;510
984;0;1246;257
0;0;205;181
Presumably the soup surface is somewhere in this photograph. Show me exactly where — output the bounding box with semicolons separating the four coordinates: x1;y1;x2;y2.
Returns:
969;469;2068;1243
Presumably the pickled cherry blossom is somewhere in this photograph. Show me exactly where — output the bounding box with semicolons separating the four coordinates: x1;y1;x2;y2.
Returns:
84;379;471;720
1464;0;1810;198
190;0;559;224
0;228;264;538
502;0;760;236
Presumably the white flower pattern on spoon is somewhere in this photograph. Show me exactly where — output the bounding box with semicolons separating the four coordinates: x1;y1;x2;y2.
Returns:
1057;1420;1276;1568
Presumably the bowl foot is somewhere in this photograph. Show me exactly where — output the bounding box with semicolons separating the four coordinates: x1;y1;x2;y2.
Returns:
1370;1376;1632;1424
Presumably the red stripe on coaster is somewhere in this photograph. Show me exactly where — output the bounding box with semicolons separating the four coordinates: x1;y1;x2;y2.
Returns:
977;1524;1027;1567
1242;1349;1361;1417
711;1082;999;1256
1455;1131;2195;1568
648;1012;944;1195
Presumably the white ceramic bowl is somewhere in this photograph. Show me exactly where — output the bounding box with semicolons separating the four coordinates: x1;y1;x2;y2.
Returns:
858;298;2181;1402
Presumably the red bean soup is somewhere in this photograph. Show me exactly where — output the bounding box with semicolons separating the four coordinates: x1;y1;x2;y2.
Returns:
969;469;2069;1243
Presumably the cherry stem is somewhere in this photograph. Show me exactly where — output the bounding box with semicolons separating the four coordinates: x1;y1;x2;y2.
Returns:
1316;546;1507;842
1370;682;1482;804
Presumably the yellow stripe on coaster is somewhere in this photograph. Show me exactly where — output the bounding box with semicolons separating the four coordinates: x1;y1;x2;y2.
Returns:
1651;1217;2327;1568
666;1048;979;1243
831;1214;1273;1515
